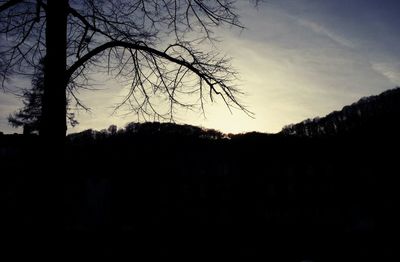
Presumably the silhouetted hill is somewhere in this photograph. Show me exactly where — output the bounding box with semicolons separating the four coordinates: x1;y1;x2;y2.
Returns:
67;122;226;143
1;93;399;260
281;87;400;137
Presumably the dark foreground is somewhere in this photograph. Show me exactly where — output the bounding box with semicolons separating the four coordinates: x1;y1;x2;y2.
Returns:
1;129;398;260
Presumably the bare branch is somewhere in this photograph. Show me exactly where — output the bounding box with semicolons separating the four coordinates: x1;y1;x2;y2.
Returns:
66;39;252;119
2;0;257;130
0;0;24;13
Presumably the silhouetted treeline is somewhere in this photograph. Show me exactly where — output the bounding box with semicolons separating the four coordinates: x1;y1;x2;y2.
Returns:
281;87;400;137
1;90;399;260
67;122;226;143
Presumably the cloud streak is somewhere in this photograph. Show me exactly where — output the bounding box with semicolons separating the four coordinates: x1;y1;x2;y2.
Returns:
371;63;400;85
297;18;355;48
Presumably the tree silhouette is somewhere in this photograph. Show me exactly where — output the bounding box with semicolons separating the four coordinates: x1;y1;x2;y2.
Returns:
280;87;400;137
8;74;43;135
8;59;78;134
0;0;257;146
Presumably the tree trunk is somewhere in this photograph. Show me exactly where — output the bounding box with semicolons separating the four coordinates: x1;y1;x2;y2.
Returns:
36;0;69;251
40;0;68;146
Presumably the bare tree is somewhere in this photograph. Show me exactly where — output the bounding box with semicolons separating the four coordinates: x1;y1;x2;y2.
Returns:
1;0;257;146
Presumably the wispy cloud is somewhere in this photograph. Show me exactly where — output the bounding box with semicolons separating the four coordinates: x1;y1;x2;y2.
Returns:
297;18;355;48
371;62;400;85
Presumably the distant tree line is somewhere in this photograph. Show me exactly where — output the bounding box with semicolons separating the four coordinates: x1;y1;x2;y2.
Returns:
67;122;226;144
281;87;400;137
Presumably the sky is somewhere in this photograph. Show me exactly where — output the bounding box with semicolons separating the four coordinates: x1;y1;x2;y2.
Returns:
1;0;400;134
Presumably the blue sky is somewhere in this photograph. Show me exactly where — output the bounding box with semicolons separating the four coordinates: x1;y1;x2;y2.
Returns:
1;0;400;134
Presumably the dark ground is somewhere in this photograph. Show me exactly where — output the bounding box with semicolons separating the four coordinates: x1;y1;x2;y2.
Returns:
1;128;398;260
